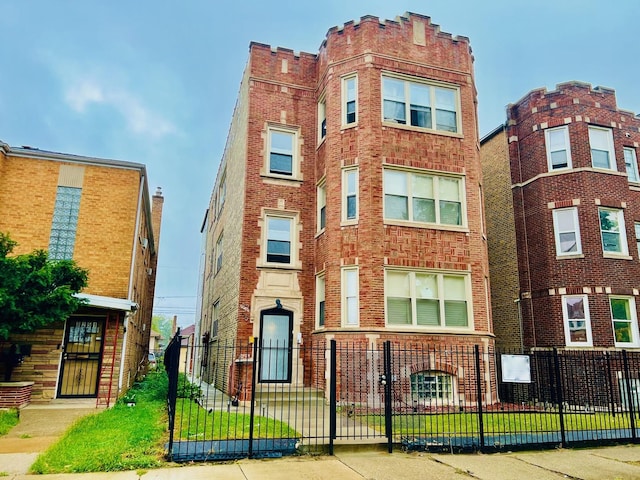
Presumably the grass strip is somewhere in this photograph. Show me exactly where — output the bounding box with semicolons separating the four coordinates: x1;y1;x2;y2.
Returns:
30;372;168;474
0;408;19;435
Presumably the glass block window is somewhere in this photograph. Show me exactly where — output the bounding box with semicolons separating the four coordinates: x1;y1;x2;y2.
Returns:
49;186;82;260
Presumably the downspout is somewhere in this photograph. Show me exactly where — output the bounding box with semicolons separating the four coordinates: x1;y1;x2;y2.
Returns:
118;173;145;390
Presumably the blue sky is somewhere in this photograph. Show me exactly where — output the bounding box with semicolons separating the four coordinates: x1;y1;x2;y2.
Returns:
1;1;638;326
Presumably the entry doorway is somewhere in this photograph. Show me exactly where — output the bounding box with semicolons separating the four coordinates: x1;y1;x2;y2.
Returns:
58;316;105;397
259;308;293;383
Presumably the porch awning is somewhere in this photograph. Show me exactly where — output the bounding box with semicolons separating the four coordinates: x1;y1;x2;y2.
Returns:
74;293;138;312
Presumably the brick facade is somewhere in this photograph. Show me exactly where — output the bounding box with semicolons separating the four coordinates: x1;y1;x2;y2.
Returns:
482;81;640;349
199;13;493;401
0;143;163;404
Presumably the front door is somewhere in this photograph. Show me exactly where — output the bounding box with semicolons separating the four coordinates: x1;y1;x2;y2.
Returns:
259;308;293;383
58;316;105;397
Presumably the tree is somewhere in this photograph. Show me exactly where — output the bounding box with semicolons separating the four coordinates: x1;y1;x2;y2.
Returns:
151;314;173;345
0;232;88;358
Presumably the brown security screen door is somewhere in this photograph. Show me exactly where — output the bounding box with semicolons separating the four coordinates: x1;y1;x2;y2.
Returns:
58;316;105;397
259;308;293;383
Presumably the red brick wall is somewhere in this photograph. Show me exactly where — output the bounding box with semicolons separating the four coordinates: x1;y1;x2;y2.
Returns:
505;81;640;347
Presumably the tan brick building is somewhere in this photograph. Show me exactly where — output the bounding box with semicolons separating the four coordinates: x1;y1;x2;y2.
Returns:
199;13;493;401
0;141;163;405
482;81;640;350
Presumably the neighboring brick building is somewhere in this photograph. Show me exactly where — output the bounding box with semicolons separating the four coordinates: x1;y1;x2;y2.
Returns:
482;81;640;350
199;13;493;404
0;142;163;405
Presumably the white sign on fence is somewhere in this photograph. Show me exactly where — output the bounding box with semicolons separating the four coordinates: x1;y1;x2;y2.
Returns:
500;354;531;383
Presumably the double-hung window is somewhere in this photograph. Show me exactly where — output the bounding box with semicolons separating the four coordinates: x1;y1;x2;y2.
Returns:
342;267;359;326
598;207;628;256
624;147;639;182
386;270;470;328
545;126;571;170
266;216;293;264
343;168;358;222
268;128;296;176
562;295;592;346
343;75;357;126
552;207;581;256
215;233;223;274
212;301;220;339
610;297;639;347
318;95;327;141
317;181;326;231
384;169;463;227
589;126;616;170
382;75;459;133
635;222;640;259
316;274;325;328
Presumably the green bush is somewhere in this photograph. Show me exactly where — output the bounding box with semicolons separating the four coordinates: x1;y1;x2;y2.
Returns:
176;373;202;400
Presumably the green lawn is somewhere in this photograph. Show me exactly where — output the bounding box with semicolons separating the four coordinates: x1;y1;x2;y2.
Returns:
364;411;636;436
0;408;19;435
30;372;168;474
175;398;300;440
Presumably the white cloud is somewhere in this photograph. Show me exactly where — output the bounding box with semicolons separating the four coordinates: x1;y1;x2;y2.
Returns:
65;77;176;139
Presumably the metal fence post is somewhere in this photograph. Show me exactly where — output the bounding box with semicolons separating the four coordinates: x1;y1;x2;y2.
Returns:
474;345;485;451
164;328;181;461
248;340;259;457
622;350;637;440
552;348;566;447
384;341;393;453
329;340;337;455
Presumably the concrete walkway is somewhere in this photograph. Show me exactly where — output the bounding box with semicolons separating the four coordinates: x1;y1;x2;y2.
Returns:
3;402;640;479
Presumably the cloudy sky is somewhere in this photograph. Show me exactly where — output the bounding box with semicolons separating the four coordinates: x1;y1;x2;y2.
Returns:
1;1;637;327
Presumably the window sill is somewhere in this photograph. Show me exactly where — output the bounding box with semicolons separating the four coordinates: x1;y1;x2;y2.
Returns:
340;220;358;228
314;228;326;239
257;263;302;271
340;123;358;131
381;121;463;139
385;325;474;333
260;174;303;186
602;253;633;260
556;253;585;260
384;219;469;233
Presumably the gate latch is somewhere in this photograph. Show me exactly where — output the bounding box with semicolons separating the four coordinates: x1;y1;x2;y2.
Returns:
379;374;387;385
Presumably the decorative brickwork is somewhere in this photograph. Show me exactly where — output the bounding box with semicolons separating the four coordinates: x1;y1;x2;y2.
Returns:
199;12;493;397
482;82;640;349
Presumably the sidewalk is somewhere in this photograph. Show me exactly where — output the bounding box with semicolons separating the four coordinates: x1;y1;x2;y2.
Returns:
3;403;640;479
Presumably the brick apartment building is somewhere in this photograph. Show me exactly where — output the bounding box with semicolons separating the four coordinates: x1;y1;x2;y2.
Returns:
199;13;493;403
0;142;163;405
482;81;640;350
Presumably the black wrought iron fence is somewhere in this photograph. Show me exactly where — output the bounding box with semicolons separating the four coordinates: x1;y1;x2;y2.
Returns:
164;335;640;462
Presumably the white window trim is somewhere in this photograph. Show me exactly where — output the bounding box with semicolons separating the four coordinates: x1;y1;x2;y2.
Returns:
262;124;303;181
545;126;572;171
552;207;582;257
610;296;640;348
635;222;640;260
383;166;467;230
341;166;358;224
215;232;224;274
624;147;639;183
381;72;462;136
589;126;616;171
341;74;357;127
259;210;302;269
384;268;473;330
598;207;629;258
316;273;325;329
342;267;359;327
561;295;593;347
317;179;326;234
318;93;327;143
